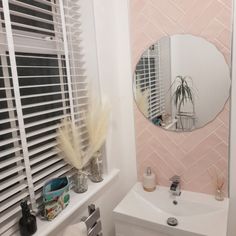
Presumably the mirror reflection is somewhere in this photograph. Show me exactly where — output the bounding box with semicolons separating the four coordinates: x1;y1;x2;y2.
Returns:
133;35;231;131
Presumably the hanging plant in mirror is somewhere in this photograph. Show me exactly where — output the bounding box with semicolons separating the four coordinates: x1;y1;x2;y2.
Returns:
133;34;231;132
171;76;195;131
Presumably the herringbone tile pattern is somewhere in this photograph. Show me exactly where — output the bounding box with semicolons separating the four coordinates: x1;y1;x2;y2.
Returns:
130;0;232;195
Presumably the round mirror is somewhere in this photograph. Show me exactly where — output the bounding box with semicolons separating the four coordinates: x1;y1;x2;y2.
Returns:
133;34;231;132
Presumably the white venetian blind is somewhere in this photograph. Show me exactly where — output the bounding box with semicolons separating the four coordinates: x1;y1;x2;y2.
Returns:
135;43;166;120
0;3;30;235
63;0;88;144
0;0;88;235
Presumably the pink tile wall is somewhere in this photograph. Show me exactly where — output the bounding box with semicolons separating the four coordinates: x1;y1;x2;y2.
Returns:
130;0;232;195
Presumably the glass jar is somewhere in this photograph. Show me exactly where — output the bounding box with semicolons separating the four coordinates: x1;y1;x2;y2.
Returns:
74;170;88;193
215;188;224;201
90;151;103;183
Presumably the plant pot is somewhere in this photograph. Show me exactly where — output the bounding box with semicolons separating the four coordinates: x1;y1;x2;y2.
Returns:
74;170;88;193
89;151;103;183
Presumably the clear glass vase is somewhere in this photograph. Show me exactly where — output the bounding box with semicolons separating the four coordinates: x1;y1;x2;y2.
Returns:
90;151;103;183
215;188;224;201
74;170;88;193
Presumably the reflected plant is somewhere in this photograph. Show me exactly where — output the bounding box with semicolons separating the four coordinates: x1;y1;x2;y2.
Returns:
135;83;150;118
171;76;194;130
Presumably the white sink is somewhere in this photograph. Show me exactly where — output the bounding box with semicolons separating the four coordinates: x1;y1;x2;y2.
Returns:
133;185;221;217
113;183;229;236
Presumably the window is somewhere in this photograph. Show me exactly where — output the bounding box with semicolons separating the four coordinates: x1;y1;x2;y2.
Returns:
135;43;166;121
0;0;88;235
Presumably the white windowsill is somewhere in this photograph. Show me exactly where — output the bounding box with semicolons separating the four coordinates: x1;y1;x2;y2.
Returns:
34;169;120;236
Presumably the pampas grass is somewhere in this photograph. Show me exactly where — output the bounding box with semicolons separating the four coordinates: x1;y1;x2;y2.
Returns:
56;97;110;171
85;98;110;158
208;167;225;191
135;83;150;117
56;118;90;170
216;174;225;191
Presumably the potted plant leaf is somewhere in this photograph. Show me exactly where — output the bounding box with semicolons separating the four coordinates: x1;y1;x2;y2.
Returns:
171;76;195;130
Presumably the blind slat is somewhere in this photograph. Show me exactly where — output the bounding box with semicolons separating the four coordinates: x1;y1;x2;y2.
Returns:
0;156;23;169
8;0;61;17
0;128;18;135
0;108;16;114
0;165;24;180
26;124;60;138
1;182;28;202
8;9;61;26
31;156;62;174
28;141;57;157
32;161;68;183
0;191;28;220
30;149;59;166
0;205;21;225
23;106;70;119
0;214;19;236
0;174;26;191
24;115;69;129
22;99;69;109
34;165;72;192
0;147;22;158
0;137;20;147
0;117;18;125
21;91;69;99
27;133;57;148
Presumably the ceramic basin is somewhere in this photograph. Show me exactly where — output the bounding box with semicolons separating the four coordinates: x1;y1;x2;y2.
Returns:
113;183;229;236
134;185;221;217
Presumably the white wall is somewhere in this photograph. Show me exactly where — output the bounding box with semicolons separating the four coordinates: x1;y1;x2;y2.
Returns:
170;35;230;128
50;0;137;235
227;0;236;235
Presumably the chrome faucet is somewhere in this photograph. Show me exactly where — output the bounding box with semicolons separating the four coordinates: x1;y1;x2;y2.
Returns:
169;175;181;196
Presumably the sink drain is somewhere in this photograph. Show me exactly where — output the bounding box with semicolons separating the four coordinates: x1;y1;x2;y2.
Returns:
167;217;178;226
173;200;178;205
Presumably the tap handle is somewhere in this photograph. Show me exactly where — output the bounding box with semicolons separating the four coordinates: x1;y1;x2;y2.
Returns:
169;175;180;183
170;182;178;191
